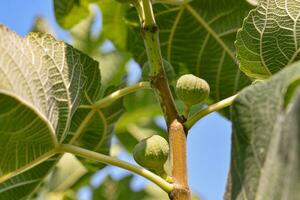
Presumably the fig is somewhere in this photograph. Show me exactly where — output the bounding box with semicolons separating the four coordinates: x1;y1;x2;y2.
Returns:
176;74;210;106
133;135;169;172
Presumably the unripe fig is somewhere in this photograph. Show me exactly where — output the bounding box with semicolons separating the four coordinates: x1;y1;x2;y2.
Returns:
133;135;169;171
176;74;210;106
142;59;175;81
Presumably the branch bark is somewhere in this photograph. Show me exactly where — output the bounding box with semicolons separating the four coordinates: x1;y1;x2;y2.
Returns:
168;120;190;200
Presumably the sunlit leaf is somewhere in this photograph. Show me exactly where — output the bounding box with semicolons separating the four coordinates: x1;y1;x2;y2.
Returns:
236;0;300;79
0;25;102;198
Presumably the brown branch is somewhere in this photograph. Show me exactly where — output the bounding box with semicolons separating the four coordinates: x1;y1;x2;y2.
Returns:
149;68;178;126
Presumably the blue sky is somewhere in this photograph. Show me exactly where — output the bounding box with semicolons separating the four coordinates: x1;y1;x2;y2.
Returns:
0;1;232;199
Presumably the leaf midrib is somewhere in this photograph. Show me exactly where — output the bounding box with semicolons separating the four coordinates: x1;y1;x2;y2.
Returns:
30;35;73;141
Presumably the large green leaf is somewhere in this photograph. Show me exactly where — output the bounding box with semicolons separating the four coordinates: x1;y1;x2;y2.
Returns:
0;25;102;198
226;61;300;199
127;0;253;103
236;0;300;79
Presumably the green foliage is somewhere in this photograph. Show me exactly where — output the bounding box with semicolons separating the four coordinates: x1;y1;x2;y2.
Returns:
54;0;92;29
236;0;300;79
225;1;300;198
2;0;300;199
126;0;254;103
96;0;129;50
0;24;99;174
226;61;300;199
0;24;118;198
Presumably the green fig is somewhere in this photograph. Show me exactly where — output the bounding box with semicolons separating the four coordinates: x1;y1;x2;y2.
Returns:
176;74;210;106
142;59;175;81
133;135;169;172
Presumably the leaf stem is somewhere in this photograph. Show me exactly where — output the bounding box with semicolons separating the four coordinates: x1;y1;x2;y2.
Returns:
182;104;190;119
58;144;173;193
185;94;238;130
90;82;151;109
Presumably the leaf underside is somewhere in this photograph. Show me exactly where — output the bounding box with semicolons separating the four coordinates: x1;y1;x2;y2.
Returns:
0;24;112;199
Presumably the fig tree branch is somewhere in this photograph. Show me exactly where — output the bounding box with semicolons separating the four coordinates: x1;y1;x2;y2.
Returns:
136;0;179;126
79;81;151;109
134;0;190;199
